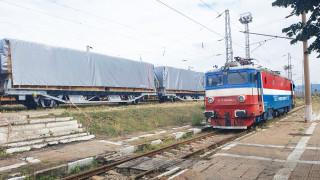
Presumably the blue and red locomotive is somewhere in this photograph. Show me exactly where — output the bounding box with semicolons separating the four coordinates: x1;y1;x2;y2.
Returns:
204;60;295;129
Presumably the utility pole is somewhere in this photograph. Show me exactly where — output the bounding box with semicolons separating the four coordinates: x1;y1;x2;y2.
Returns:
284;53;292;80
239;12;253;59
302;59;305;98
302;11;312;121
288;53;292;80
225;9;233;62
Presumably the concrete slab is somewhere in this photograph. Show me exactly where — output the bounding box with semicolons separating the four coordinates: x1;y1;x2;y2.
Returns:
68;157;93;172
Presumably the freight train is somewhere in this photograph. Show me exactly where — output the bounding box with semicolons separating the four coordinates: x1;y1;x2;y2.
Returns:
0;38;205;109
204;59;295;129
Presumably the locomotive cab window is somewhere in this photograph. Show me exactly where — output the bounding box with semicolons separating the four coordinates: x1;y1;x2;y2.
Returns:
250;72;258;84
207;74;223;87
227;72;248;85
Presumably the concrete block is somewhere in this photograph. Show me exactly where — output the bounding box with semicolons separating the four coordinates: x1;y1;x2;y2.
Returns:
173;132;185;139
6;146;31;154
5;139;44;148
48;141;59;145
32;143;47;149
30;117;72;124
45;120;78;128
0;162;27;172
124;137;140;142
26;157;41;163
189;128;201;134
68;157;93;172
6;176;26;180
151;139;162;145
60;135;95;144
0;124;45;133
45;133;87;142
118;145;136;154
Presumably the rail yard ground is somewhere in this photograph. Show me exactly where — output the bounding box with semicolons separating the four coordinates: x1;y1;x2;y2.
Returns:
0;101;206;179
1;98;320;179
174;97;320;180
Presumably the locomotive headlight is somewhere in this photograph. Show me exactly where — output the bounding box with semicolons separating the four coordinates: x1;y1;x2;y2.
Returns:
238;95;246;103
208;97;214;103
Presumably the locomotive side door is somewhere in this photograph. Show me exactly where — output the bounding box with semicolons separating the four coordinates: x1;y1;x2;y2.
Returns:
256;72;262;102
250;71;261;102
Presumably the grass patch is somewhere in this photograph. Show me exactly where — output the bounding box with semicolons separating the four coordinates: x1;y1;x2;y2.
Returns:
135;138;177;154
191;113;204;126
73;103;204;137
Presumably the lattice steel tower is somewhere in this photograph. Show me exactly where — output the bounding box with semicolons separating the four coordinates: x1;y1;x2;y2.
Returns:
225;9;233;62
239;12;253;59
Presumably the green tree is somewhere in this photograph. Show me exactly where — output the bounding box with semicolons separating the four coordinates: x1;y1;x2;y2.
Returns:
272;0;320;57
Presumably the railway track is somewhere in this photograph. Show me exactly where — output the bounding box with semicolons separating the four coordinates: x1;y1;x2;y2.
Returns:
61;105;305;180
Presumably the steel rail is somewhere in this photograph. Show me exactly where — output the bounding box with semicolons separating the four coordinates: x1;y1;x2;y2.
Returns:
133;130;246;179
61;131;217;180
62;105;304;180
133;105;305;179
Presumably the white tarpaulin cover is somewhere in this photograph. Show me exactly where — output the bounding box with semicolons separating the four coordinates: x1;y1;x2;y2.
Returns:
155;66;204;91
0;39;155;89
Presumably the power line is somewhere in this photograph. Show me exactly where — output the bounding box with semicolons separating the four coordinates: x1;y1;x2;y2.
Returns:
251;18;286;30
197;0;278;69
0;0;163;48
240;31;295;40
45;0;221;59
156;0;224;38
199;0;219;14
46;0;199;47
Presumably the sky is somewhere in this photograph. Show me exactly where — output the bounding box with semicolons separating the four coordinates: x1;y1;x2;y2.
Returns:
0;0;319;85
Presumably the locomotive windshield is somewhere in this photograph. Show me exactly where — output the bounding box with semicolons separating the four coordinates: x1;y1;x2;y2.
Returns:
227;72;248;85
207;74;223;87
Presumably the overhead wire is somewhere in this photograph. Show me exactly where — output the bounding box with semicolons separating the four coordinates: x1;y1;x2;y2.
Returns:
156;0;278;69
156;0;224;38
0;20;141;54
45;0;200;47
0;0;203;59
0;0;163;48
198;0;281;70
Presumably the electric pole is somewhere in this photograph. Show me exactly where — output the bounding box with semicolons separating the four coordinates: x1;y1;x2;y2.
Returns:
302;11;312;121
225;9;233;62
284;53;292;80
239;12;252;59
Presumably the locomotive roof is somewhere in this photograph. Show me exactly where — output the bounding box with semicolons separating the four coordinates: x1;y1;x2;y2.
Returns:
206;64;292;81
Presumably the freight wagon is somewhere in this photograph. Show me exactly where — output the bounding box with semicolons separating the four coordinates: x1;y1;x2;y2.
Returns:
204;61;295;129
155;66;205;102
0;38;157;109
0;38;205;109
